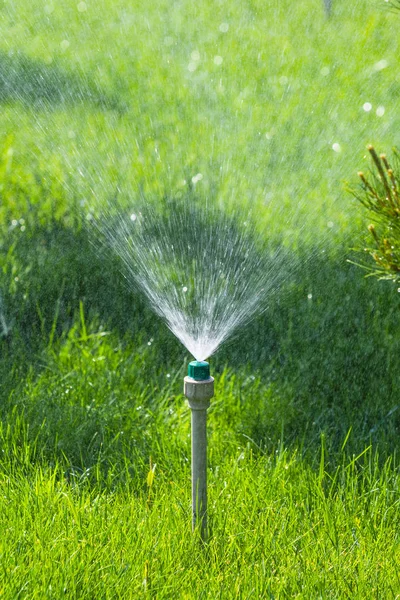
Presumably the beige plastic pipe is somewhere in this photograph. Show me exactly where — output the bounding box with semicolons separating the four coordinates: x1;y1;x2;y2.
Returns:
184;374;214;540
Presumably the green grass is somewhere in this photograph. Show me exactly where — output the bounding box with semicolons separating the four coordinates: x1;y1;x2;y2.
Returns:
1;407;399;598
1;0;400;597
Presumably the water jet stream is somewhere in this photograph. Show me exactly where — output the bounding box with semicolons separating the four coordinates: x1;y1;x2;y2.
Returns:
93;196;291;361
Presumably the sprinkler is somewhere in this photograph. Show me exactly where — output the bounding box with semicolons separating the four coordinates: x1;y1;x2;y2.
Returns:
184;360;214;540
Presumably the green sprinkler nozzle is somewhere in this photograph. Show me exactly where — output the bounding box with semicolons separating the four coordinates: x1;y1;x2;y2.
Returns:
188;360;210;381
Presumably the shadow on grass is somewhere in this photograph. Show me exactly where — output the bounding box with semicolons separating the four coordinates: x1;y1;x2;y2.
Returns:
0;223;161;354
0;51;125;111
216;252;400;457
1;220;400;474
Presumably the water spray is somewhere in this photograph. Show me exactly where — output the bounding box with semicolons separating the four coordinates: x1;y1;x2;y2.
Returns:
184;360;214;540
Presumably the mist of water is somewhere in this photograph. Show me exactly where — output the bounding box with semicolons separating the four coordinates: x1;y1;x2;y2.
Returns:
92;196;294;361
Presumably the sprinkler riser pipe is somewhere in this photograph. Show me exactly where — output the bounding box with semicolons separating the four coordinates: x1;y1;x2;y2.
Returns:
184;376;214;539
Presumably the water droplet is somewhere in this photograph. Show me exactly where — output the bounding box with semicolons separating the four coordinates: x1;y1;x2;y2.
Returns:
130;213;137;222
77;1;87;11
213;56;223;66
332;143;341;153
60;40;70;51
376;106;385;117
166;373;171;378
307;293;313;300
182;286;188;293
219;23;229;33
373;59;388;72
191;173;203;184
363;102;372;112
265;191;273;202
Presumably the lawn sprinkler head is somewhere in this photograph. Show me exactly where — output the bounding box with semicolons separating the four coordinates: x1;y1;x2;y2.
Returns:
187;360;210;381
184;361;214;404
184;360;214;540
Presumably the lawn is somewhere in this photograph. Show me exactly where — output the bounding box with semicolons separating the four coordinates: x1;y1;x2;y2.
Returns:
0;0;400;597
